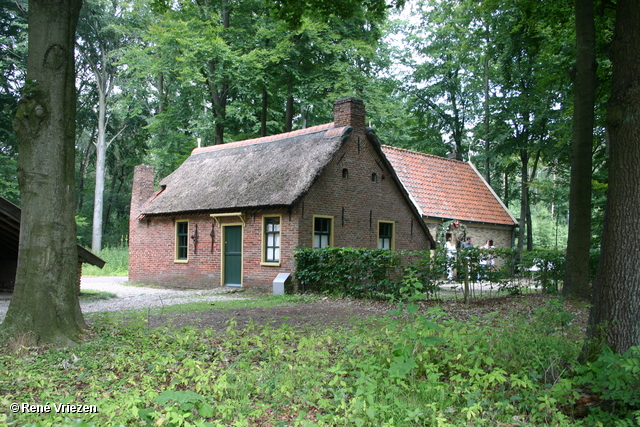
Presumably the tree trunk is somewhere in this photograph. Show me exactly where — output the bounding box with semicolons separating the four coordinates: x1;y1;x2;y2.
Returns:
284;92;294;133
483;49;490;184
586;0;640;355
518;149;529;256
157;72;165;114
75;131;95;211
503;171;509;207
92;77;107;252
206;60;227;145
3;0;85;347
526;150;541;252
563;0;596;300
260;86;267;137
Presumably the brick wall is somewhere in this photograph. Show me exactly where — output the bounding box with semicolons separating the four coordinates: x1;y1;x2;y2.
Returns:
464;224;514;251
424;219;515;250
334;97;367;133
129;211;302;291
297;124;432;252
130;215;219;288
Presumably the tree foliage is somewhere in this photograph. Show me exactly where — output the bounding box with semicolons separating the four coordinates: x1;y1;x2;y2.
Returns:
0;0;27;204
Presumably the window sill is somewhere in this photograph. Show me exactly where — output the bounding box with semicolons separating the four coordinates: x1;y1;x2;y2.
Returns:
174;259;189;264
261;261;281;267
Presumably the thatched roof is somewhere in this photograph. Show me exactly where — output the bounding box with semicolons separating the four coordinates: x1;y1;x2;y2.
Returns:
0;196;105;267
141;124;351;215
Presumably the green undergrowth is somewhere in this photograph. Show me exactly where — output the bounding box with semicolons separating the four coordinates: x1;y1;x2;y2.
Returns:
1;295;638;427
82;246;128;277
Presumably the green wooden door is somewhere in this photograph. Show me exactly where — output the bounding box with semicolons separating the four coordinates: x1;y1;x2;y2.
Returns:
223;225;242;286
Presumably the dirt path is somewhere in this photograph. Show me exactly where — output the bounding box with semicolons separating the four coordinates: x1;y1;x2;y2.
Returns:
0;279;588;334
146;293;589;334
0;277;245;322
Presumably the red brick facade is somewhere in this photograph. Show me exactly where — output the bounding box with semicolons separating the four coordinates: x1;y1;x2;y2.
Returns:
129;98;433;290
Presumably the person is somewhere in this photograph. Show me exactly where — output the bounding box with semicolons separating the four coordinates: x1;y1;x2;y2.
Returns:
445;237;457;280
461;236;473;249
479;239;495;279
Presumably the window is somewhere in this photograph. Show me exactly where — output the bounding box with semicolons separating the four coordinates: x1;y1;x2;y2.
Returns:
263;216;281;264
175;220;189;261
342;168;349;178
313;216;333;248
371;173;378;182
378;221;394;250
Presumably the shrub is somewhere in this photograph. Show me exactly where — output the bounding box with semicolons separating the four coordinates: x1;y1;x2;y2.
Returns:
294;247;402;298
576;345;640;423
294;247;569;300
520;249;565;293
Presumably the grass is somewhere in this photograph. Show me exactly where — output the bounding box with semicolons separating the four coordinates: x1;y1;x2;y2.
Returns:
82;246;128;277
2;293;637;427
78;290;117;301
78;292;319;319
150;293;320;315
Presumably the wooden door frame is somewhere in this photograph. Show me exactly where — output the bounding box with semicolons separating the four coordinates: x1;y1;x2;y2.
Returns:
220;223;244;287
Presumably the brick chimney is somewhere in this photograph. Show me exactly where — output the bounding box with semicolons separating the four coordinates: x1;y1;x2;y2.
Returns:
333;97;366;133
130;164;155;218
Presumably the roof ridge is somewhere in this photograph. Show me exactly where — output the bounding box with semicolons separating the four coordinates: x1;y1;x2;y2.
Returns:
192;122;336;155
381;145;463;163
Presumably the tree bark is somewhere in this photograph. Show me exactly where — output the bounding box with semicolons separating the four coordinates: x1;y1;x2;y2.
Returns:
526;150;541;252
483;47;490;184
260;86;267;137
92;70;108;252
284;92;294;133
206;60;228;145
3;0;85;347
586;0;640;355
563;0;596;300
518;149;528;256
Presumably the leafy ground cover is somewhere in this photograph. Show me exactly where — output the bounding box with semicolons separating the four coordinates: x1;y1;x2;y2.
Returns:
1;292;639;427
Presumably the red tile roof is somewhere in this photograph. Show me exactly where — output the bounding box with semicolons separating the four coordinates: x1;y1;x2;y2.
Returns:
382;145;517;226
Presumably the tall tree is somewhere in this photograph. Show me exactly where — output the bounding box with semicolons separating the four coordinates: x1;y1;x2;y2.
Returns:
563;0;596;300
586;0;640;354
76;0;128;252
1;0;85;346
488;0;572;253
408;0;484;159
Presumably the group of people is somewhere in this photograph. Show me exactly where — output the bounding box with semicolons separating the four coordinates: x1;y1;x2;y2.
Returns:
444;236;495;281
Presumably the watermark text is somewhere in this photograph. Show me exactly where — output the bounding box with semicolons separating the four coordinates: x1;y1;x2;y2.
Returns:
9;402;98;414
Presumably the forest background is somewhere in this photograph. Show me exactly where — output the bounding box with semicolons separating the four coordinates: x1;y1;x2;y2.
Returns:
0;0;612;254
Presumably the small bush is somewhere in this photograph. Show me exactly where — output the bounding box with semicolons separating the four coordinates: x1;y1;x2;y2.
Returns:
576;345;640;422
520;249;565;293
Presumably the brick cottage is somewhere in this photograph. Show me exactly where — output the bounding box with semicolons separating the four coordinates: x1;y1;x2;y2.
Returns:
129;98;435;290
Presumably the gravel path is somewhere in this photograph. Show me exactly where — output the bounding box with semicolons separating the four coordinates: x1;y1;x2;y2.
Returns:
0;277;246;322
